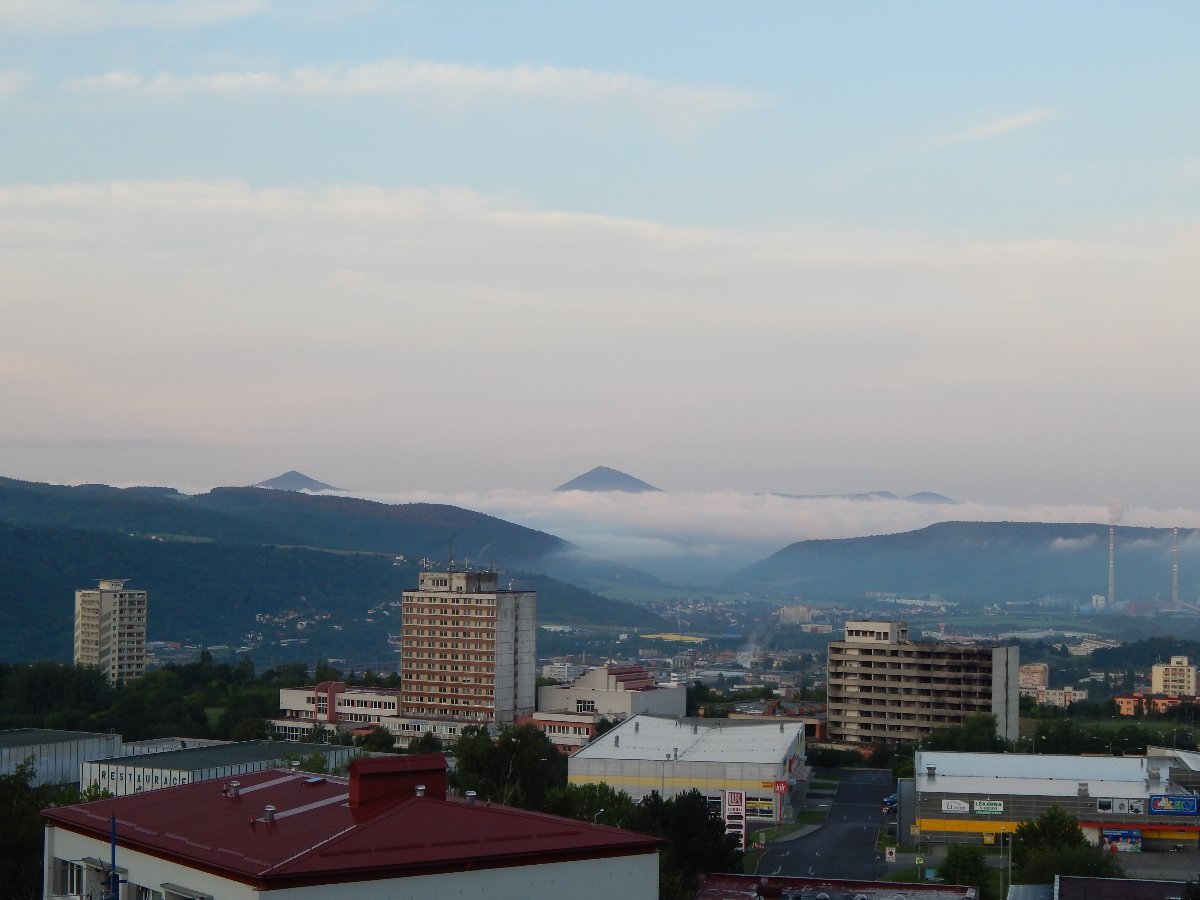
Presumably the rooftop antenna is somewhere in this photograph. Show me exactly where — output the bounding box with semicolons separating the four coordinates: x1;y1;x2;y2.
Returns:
447;541;455;573
1173;527;1181;609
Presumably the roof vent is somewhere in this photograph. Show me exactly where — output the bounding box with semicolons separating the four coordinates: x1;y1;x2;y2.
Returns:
290;760;300;771
466;790;477;805
1077;782;1089;797
779;722;784;733
673;747;679;760
926;765;936;777
614;735;619;747
634;722;639;733
263;804;276;823
1150;766;1161;780
692;724;698;734
415;784;426;797
228;780;241;797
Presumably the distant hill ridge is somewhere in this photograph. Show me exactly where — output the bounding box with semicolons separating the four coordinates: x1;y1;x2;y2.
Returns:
554;466;663;493
723;520;1199;604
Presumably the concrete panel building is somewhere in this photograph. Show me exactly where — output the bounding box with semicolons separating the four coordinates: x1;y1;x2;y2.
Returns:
1152;656;1197;695
568;714;804;822
400;569;536;726
81;740;359;796
826;620;1019;744
74;578;148;684
268;681;480;748
538;664;686;720
44;755;662;899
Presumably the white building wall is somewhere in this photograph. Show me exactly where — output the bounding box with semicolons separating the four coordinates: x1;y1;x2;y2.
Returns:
494;596;517;724
44;827;658;900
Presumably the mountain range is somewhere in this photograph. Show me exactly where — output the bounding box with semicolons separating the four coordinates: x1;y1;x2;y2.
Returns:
723;520;1198;604
0;476;664;662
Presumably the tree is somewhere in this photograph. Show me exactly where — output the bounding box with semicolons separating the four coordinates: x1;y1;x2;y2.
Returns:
625;789;742;900
0;758;80;899
450;725;565;810
408;731;443;754
939;844;990;891
358;727;396;753
1182;871;1200;900
1013;805;1123;883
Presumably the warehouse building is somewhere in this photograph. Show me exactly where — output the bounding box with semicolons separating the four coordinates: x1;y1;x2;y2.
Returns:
81;739;359;796
0;728;122;787
568;714;804;823
909;748;1200;852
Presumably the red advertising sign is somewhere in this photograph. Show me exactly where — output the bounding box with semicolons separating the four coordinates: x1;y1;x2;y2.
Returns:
773;780;788;795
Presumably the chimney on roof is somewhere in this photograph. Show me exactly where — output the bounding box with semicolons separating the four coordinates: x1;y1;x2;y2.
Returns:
263;804;276;823
349;754;447;809
415;784;425;797
228;780;241;797
926;765;936;778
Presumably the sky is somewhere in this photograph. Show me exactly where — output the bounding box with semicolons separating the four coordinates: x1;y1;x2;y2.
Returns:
3;2;1199;528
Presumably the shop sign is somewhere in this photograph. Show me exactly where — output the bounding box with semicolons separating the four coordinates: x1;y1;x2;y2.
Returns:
974;799;1004;814
941;799;970;813
1150;795;1198;815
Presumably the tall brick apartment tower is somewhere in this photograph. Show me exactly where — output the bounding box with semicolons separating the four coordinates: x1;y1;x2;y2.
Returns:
400;569;536;726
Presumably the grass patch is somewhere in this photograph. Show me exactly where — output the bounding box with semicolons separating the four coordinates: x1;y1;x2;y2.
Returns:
881;865;921;882
205;707;223;729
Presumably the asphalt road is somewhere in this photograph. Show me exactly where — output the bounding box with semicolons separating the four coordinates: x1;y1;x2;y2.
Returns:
758;769;893;880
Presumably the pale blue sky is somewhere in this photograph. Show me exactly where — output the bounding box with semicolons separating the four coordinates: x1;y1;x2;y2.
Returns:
2;1;1198;512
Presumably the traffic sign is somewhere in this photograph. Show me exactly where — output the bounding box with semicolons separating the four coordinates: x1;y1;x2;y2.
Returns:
885;847;896;862
915;857;924;865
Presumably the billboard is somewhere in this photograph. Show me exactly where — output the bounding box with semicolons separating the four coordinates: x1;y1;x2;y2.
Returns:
1100;829;1143;852
941;799;970;813
974;799;1004;814
1149;795;1199;815
1096;798;1145;815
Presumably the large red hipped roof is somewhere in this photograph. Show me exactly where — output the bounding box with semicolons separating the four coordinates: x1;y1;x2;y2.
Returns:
44;763;660;890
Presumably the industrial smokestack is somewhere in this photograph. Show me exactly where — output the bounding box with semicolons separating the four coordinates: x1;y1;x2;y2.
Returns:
1108;525;1116;607
1174;527;1181;609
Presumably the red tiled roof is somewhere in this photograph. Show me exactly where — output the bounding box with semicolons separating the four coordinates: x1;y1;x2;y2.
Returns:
43;764;661;890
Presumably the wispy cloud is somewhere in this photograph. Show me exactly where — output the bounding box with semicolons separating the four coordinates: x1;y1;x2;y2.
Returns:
66;59;764;133
938;108;1056;145
0;69;30;96
0;0;267;32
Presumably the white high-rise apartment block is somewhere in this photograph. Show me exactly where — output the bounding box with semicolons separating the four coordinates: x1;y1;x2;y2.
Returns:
400;570;535;725
1152;656;1197;695
74;579;147;684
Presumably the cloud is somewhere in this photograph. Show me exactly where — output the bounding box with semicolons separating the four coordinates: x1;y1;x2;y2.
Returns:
0;69;30;96
1049;535;1098;551
0;0;267;32
938;108;1055;145
66;58;764;133
320;487;1200;581
1;180;1198;506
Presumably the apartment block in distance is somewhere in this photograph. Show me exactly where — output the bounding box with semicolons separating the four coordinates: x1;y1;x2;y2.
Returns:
400;569;536;726
826;620;1018;745
1152;656;1197;695
74;579;147;684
